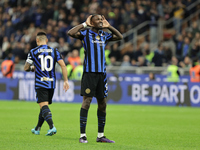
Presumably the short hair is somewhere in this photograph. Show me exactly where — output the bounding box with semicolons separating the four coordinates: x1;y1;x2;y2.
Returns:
37;32;46;36
36;31;47;41
91;14;100;22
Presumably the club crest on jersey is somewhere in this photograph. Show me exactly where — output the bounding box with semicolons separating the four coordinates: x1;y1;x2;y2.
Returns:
96;35;100;40
85;88;91;94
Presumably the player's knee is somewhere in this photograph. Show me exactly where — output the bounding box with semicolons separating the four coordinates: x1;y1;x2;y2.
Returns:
83;102;91;110
82;97;92;109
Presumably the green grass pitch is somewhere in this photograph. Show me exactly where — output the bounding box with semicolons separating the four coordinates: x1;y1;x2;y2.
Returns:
0;100;200;150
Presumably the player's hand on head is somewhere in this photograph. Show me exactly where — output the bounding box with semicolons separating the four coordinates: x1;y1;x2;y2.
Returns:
63;80;70;92
102;15;110;28
86;15;94;27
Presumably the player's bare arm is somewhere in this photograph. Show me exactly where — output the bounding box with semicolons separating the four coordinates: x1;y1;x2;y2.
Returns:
107;26;123;41
67;15;93;39
102;15;123;41
67;24;83;39
24;62;35;72
58;59;70;92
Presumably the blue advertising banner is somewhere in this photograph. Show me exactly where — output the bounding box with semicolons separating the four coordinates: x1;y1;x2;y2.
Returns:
107;80;197;106
0;78;18;100
1;73;200;107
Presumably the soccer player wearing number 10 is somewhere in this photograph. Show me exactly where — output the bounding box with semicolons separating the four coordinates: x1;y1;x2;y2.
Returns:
24;32;70;136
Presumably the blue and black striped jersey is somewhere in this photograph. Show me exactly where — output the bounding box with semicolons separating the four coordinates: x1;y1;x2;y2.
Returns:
80;29;113;73
26;45;62;89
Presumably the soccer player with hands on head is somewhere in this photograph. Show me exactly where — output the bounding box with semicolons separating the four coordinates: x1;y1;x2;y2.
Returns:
68;14;123;143
24;31;70;136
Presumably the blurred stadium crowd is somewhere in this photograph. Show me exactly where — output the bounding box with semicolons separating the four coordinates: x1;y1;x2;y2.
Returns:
0;0;199;71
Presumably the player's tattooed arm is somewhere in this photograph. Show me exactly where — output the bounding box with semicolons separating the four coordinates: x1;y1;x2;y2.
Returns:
24;62;35;72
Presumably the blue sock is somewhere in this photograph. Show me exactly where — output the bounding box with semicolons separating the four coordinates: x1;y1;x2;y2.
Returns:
35;109;44;130
80;108;88;134
41;105;54;129
97;109;106;133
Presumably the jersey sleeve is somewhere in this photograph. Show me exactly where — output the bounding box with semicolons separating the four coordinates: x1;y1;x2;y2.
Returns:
26;52;34;65
79;29;87;40
55;49;62;62
105;32;113;43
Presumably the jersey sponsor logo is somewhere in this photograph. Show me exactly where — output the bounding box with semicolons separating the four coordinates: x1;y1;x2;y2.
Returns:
92;40;105;43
